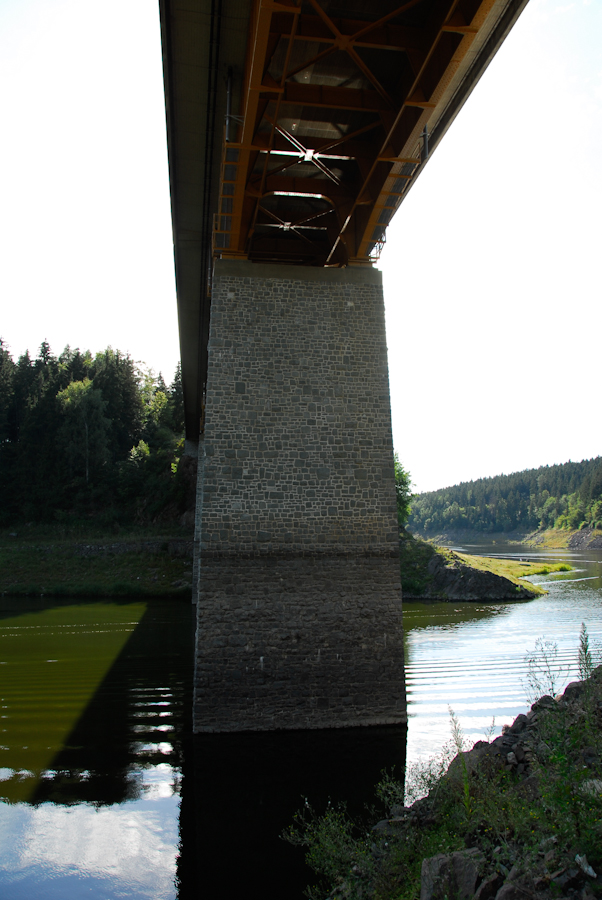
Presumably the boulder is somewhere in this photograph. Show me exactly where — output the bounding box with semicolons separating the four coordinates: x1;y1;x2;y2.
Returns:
493;882;531;900
474;872;504;900
420;848;484;900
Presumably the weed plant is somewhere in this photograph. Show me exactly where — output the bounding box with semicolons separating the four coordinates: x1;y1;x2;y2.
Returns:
285;627;602;900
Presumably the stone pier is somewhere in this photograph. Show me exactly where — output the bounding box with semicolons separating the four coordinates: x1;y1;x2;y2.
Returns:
193;260;405;732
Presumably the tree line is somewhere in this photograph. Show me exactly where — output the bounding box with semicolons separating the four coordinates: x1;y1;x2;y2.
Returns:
409;457;602;535
0;339;195;529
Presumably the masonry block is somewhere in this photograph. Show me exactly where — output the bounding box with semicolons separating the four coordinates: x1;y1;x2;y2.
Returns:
194;259;405;731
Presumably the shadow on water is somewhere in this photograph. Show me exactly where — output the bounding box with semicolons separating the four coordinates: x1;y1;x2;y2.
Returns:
181;725;407;900
27;598;196;807
0;595;407;899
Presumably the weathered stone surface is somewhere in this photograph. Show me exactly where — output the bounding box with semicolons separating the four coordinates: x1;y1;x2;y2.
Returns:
420;849;484;900
493;882;530;900
193;260;404;732
422;552;538;601
474;871;504;900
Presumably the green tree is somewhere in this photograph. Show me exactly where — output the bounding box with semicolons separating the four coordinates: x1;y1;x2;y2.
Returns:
90;348;143;460
168;363;185;433
394;454;413;528
0;338;15;443
57;379;110;484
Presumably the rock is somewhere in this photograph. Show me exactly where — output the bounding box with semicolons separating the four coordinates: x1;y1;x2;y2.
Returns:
531;695;557;711
508;714;528;734
580;779;602;796
420;848;484;900
539;836;558;849
474;872;504;900
561;681;585;703
493;881;531;900
581;747;597;767
371;817;404;837
581;886;597;900
536;741;552;761
506;752;518;766
575;855;597;878
511;744;526;762
511;775;540;800
408;547;540;601
552;867;581;889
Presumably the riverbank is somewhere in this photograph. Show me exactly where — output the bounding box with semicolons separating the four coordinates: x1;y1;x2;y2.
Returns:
0;530;194;598
526;527;602;550
1;527;574;601
399;533;569;600
409;526;602;552
290;664;602;900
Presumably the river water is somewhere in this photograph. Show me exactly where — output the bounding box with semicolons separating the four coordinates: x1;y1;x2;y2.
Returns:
1;541;601;898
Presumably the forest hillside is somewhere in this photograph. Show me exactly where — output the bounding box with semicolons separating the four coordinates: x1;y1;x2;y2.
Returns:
409;457;602;536
0;339;194;531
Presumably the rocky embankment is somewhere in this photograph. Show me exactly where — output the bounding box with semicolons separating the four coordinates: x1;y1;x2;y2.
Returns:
400;536;539;601
532;528;602;551
411;527;602;552
419;550;538;601
359;668;602;900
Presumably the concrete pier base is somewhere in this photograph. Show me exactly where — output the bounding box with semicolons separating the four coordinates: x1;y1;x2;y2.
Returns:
194;260;405;732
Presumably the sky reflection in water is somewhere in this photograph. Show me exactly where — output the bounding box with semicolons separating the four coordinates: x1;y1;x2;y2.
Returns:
0;598;193;900
404;542;602;762
0;794;180;900
0;545;600;898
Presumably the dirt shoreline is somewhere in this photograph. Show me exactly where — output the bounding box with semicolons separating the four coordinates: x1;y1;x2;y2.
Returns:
409;527;602;552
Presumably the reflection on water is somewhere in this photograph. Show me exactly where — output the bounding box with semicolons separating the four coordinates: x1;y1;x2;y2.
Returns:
189;726;407;899
0;542;601;898
404;541;602;762
0;597;405;900
0;598;194;899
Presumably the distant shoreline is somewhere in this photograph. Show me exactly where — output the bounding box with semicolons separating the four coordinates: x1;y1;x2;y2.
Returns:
0;533;194;599
399;533;572;602
408;526;602;551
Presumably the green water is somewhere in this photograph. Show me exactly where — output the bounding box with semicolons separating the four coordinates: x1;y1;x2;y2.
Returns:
0;597;194;899
0;601;147;803
0;543;601;898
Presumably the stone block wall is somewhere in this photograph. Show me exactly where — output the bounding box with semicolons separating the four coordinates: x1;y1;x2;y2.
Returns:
194;260;405;732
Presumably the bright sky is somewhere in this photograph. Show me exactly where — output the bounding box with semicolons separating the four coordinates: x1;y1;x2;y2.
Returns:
1;0;600;493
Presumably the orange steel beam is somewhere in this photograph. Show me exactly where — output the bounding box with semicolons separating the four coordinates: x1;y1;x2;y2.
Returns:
212;0;514;267
160;0;530;436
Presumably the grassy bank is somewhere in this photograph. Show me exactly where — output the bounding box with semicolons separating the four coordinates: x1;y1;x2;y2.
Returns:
411;526;602;551
1;527;574;601
457;552;570;587
288;652;602;900
525;527;602;549
399;533;570;599
0;530;193;598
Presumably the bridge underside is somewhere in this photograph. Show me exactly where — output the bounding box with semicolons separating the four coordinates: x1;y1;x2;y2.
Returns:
159;0;528;731
213;0;511;268
160;0;528;436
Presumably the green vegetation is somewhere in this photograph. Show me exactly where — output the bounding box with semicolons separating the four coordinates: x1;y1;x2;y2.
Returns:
286;630;602;900
399;531;437;595
398;532;565;598
455;553;570;584
0;339;194;529
0;532;193;598
409;457;602;536
394;455;413;528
